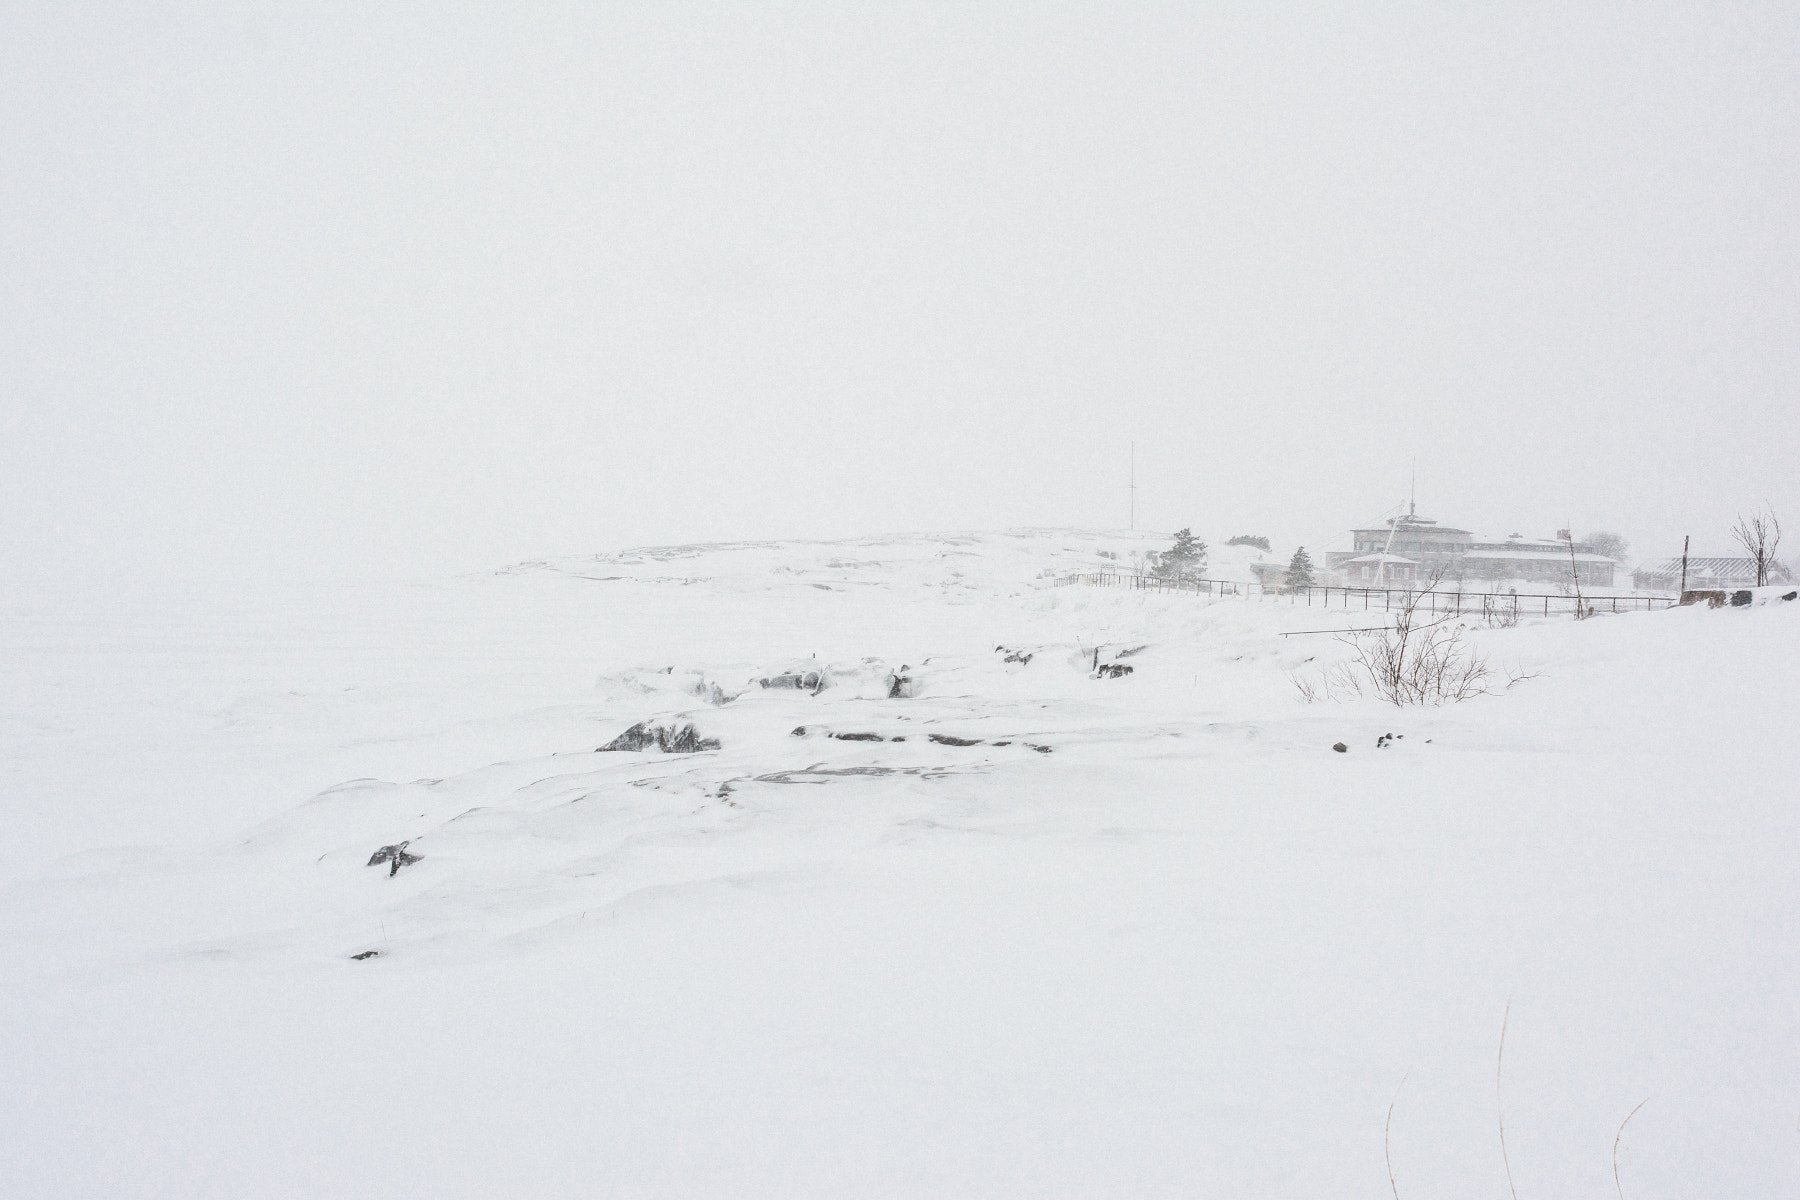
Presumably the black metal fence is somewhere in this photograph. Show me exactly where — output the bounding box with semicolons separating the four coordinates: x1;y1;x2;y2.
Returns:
1052;572;1677;617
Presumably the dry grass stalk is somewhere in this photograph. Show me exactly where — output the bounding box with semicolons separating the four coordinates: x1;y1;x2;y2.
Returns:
1613;1098;1648;1200
1498;1000;1519;1200
1385;1070;1409;1200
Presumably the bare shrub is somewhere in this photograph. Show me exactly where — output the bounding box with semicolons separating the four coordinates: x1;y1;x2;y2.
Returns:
1330;618;1495;705
1480;594;1522;629
1301;573;1526;706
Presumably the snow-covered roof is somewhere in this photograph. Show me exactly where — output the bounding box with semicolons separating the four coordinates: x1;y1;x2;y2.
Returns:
1636;557;1792;580
1350;522;1472;537
1474;537;1567;550
1342;553;1418;565
1463;549;1615;563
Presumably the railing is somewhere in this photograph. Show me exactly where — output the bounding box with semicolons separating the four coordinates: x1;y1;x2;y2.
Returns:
1053;572;1677;616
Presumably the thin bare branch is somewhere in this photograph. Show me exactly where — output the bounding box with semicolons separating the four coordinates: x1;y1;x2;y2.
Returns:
1386;1069;1410;1200
1613;1097;1649;1200
1498;1000;1519;1200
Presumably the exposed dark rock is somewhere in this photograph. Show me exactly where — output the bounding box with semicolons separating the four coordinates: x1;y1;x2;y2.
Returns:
995;646;1034;665
760;670;826;692
755;765;953;784
350;950;380;960
1332;742;1348;753
367;841;423;877
887;671;913;698
792;726;1042;752
1094;663;1134;679
1681;590;1727;607
599;722;721;753
689;678;735;705
1732;590;1753;607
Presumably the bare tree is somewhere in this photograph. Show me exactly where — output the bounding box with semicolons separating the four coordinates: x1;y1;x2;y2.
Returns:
1565;532;1588;618
1731;507;1783;586
1586;530;1629;561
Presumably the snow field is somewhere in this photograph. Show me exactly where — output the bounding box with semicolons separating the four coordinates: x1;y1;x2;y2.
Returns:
1;529;1796;1197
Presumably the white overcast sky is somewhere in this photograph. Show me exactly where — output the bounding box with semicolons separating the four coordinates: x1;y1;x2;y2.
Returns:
3;2;1796;587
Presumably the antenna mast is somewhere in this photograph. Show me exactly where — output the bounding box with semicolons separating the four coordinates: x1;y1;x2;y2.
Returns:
1129;442;1137;531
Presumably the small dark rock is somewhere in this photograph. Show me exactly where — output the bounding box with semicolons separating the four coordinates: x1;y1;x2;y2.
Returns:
1094;663;1134;679
350;950;380;960
1332;742;1348;753
832;732;887;742
367;841;423;877
928;733;982;747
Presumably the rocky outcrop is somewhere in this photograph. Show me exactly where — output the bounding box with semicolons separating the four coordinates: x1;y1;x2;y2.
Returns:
599;722;721;753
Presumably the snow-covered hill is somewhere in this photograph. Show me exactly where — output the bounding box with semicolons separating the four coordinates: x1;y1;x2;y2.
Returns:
2;529;1796;1198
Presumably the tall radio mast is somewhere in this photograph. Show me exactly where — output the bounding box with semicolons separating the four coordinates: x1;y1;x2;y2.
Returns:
1129;442;1137;531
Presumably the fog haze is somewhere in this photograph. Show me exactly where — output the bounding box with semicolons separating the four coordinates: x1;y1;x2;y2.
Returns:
5;3;1797;588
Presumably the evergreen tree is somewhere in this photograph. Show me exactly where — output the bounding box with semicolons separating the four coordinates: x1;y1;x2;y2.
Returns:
1285;546;1315;590
1156;528;1207;580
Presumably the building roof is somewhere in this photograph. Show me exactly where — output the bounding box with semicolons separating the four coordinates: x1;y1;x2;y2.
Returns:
1463;549;1615;564
1350;523;1473;539
1342;553;1419;565
1636;557;1793;580
1473;536;1573;550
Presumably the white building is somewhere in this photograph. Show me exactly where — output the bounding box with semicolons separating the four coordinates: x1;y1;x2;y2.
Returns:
1326;510;1617;587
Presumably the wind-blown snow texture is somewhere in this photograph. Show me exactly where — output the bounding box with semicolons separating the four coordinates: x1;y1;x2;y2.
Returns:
3;529;1796;1198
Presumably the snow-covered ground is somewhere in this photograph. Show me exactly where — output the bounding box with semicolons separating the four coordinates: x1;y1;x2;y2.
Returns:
3;528;1796;1198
